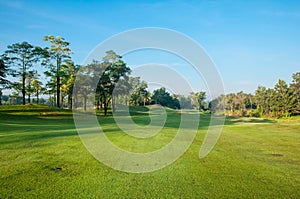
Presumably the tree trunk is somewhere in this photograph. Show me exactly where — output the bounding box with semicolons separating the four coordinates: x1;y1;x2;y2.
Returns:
73;90;77;109
56;57;61;108
73;94;77;109
96;98;100;110
104;105;107;116
112;97;115;113
36;91;39;104
104;102;108;116
83;96;87;111
28;94;31;104
68;95;72;109
100;96;103;109
61;95;64;108
22;72;26;105
57;75;60;108
0;90;2;105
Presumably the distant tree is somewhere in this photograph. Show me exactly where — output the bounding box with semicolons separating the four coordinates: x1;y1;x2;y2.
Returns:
45;76;57;105
76;66;92;111
266;88;276;116
274;79;297;117
151;87;180;109
176;95;193;109
189;91;206;110
255;86;268;115
128;77;141;106
245;93;255;110
130;79;148;106
31;79;45;104
236;91;247;115
290;72;300;114
3;42;42;105
0;58;10;105
209;94;225;114
95;50;131;115
43;35;72;108
113;75;131;106
0;90;2;105
60;62;78;109
0;58;10;87
25;71;37;104
225;93;236;114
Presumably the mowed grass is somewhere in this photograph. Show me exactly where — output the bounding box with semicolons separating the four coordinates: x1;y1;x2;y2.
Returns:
0;105;299;198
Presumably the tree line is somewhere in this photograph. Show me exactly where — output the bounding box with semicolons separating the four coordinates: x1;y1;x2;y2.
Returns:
0;36;207;115
209;73;300;118
0;35;299;118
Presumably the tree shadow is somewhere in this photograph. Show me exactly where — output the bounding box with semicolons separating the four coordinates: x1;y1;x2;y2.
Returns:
0;105;278;147
224;116;277;125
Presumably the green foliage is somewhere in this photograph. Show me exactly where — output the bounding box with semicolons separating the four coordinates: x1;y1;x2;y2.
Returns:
0;59;10;105
189;91;206;110
0;58;10;88
290;72;300;113
43;35;72;107
210;73;300;118
77;51;131;115
151;87;180;109
2;42;43;105
129;77;149;106
254;79;298;118
176;95;193;109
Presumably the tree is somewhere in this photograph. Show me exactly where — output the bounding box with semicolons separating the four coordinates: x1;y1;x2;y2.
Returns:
189;91;206;111
236;91;246;115
76;66;92;111
176;95;192;109
113;75;131;106
151;87;180;109
290;72;300;114
60;61;78;109
0;58;10;87
209;94;225;114
0;58;10;105
245;93;255;110
255;86;268;115
94;50;131;115
274;79;297;117
129;78;149;106
225;93;236;114
3;42;42;105
31;79;45;104
43;35;72;108
25;71;36;104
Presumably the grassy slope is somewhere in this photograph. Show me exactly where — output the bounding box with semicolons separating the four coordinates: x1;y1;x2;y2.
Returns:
0;105;299;198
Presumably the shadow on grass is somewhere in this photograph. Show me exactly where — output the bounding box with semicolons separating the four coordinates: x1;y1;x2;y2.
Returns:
0;105;278;147
224;116;277;125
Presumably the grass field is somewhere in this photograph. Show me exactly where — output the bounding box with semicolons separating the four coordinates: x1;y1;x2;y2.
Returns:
0;105;299;198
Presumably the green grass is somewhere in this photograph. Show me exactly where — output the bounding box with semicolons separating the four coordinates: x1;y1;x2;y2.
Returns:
0;105;299;198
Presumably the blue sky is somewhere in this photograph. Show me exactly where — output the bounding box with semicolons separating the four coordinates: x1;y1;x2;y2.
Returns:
1;0;300;95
